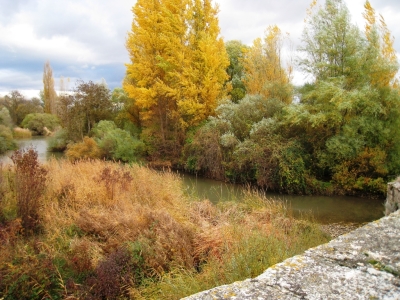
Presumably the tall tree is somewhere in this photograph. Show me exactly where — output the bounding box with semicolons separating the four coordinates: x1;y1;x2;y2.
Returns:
225;40;247;102
124;0;228;158
298;0;362;85
124;0;189;157
242;25;293;104
3;90;25;125
363;0;398;88
291;0;400;194
58;80;114;142
179;0;229;127
42;61;58;114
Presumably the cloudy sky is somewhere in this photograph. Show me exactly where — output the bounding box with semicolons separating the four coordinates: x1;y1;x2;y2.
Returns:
0;0;399;99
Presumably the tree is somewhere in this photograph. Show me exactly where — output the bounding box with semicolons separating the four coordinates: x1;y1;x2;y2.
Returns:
42;61;58;114
298;0;367;90
124;0;229;159
58;80;114;142
15;98;43;125
21;113;60;135
3;90;25;125
225;40;247;102
363;0;398;88
124;0;189;157
180;0;229;127
291;0;400;195
242;25;293;104
111;87;141;137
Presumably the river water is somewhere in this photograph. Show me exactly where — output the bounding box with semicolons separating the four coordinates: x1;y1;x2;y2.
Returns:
1;137;385;224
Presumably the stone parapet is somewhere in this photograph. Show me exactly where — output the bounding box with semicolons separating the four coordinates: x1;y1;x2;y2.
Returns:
386;179;400;215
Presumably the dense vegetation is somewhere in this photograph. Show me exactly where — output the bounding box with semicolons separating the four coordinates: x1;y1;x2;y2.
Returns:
1;0;398;196
0;149;329;299
0;0;396;297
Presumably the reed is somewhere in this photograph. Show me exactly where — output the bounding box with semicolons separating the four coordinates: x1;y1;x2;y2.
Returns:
0;157;329;299
13;127;32;139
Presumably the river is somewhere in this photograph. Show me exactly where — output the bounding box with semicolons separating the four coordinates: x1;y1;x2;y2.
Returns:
1;137;385;224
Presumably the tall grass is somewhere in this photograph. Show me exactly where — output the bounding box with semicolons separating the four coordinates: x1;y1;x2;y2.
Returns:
13;127;32;139
0;157;330;299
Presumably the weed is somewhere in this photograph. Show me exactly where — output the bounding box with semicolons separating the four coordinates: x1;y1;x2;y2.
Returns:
11;148;47;235
95;166;132;201
87;246;135;299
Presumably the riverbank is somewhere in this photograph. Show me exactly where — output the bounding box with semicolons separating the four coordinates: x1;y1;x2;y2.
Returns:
1;137;385;225
0;158;330;299
184;209;400;299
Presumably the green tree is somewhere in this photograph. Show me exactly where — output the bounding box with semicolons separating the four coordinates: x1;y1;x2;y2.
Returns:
0;107;13;128
58;80;114;142
2;90;25;125
92;120;145;162
291;0;400;195
225;40;247;102
298;0;364;86
111;87;141;137
21;113;60;135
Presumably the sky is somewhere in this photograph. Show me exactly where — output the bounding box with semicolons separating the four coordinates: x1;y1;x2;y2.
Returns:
0;0;399;99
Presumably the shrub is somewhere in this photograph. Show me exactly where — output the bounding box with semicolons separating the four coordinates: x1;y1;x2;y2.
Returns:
21;113;60;135
0;245;64;299
13;127;32;139
47;129;68;152
92;120;145;162
87;246;137;299
11;148;47;235
65;137;102;161
0;124;17;154
0;107;13;128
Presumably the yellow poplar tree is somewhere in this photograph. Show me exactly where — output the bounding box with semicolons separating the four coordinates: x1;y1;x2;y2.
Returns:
124;0;229;157
242;25;292;104
178;0;229;128
363;0;398;87
43;61;58;114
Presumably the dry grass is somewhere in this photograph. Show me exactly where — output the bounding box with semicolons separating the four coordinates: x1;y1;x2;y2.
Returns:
13;127;32;139
0;158;330;299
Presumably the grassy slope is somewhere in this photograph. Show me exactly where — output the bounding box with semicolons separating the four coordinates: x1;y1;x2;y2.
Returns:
0;159;329;299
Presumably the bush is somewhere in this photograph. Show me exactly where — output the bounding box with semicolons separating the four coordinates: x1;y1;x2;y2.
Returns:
13;127;32;139
65;137;102;161
0;107;13;128
92;120;145;162
47;129;68;152
0;124;16;154
11;148;47;235
21;113;60;135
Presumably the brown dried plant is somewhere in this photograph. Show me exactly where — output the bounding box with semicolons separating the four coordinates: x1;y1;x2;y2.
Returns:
11;148;47;235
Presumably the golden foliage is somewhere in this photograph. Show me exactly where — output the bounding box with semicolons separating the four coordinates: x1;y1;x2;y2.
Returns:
363;1;398;87
65;137;102;161
242;25;293;104
124;0;229;154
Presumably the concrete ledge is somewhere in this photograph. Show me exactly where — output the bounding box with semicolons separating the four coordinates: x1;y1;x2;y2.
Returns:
183;210;400;299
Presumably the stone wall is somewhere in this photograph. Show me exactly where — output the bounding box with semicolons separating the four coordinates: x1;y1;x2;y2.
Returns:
386;178;400;215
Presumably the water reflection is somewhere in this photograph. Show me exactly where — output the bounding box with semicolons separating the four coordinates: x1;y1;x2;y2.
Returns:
181;173;384;224
0;136;63;164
